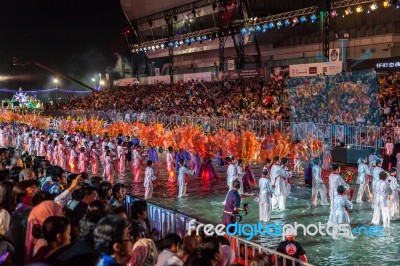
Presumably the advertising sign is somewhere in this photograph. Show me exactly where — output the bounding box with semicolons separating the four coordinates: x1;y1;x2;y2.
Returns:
289;62;342;77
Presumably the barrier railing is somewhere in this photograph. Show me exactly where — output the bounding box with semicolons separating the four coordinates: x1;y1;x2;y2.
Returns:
47;110;390;150
125;195;314;266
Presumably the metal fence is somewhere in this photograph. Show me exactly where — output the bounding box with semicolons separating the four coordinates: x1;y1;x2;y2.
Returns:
48;110;393;150
125;195;314;266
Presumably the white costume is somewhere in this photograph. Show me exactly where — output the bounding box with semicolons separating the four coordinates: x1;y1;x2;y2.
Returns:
259;177;274;222
328;173;349;205
387;175;399;219
38;140;46;157
356;162;372;202
166;151;176;182
177;165;194;198
329;194;353;238
90;148;100;175
144;167;157;199
117;145;128;177
57;143;67;169
270;164;290;211
69;149;79;174
236;164;245;195
371;179;392;227
226;164;237;190
311;164;328;206
132;149;143;183
28;137;35;155
372;166;384;192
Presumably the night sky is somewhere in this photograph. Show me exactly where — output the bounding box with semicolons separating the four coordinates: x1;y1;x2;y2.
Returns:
0;0;129;90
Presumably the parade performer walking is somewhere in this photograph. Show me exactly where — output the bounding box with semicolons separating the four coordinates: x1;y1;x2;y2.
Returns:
329;185;353;239
270;156;290;211
356;157;372;202
311;159;329;206
177;159;194;198
328;164;349;206
371;171;392;227
259;168;274;222
144;160;158;200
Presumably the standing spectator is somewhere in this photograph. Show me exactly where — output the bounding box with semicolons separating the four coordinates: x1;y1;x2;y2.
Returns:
155;233;181;266
276;229;307;266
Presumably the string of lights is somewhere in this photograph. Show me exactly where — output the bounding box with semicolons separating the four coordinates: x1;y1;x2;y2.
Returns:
330;0;400;17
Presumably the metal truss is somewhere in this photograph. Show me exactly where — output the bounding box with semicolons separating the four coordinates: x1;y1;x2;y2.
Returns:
253;6;319;25
218;37;225;71
331;0;377;9
131;6;321;52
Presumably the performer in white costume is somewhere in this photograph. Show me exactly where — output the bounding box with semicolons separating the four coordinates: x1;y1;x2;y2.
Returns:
328;164;349;206
166;146;176;183
371;171;392;227
270;156;290;211
259;168;274;222
117;140;128;178
356;157;372;203
177;159;194;198
144;160;158;200
311;159;329;206
387;168;399;220
329;185;353;239
372;160;384;192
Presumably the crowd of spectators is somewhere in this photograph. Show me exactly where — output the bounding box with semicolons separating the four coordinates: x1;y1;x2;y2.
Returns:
46;79;290;122
0;147;280;266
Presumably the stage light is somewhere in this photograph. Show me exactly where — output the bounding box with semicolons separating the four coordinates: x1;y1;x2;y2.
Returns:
276;21;283;28
143;47;147;51
283;19;291;26
151;45;155;50
179;40;184;45
184;38;190;44
168;42;174;47
248;26;254;33
240;28;246;34
201;35;207;40
330;10;338;17
344;7;353;15
268;22;275;29
261;24;268;30
196;36;202;42
155;45;160;49
190;37;195;42
355;6;364;13
139;48;143;51
300;16;307;23
383;0;390;8
310;14;317;22
370;3;378;10
397;0;400;8
255;25;261;32
174;41;179;47
160;44;165;49
292;17;299;25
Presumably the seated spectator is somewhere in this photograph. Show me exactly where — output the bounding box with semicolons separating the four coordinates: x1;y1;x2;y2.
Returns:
19;168;36;182
190;236;222;266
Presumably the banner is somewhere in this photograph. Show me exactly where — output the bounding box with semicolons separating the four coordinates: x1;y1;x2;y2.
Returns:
113;78;139;86
183;72;212;82
287;69;380;126
289;62;342;77
148;75;170;84
348;56;400;71
228;68;265;79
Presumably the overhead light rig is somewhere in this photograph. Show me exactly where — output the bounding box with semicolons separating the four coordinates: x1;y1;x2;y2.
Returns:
330;0;399;17
131;6;320;53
